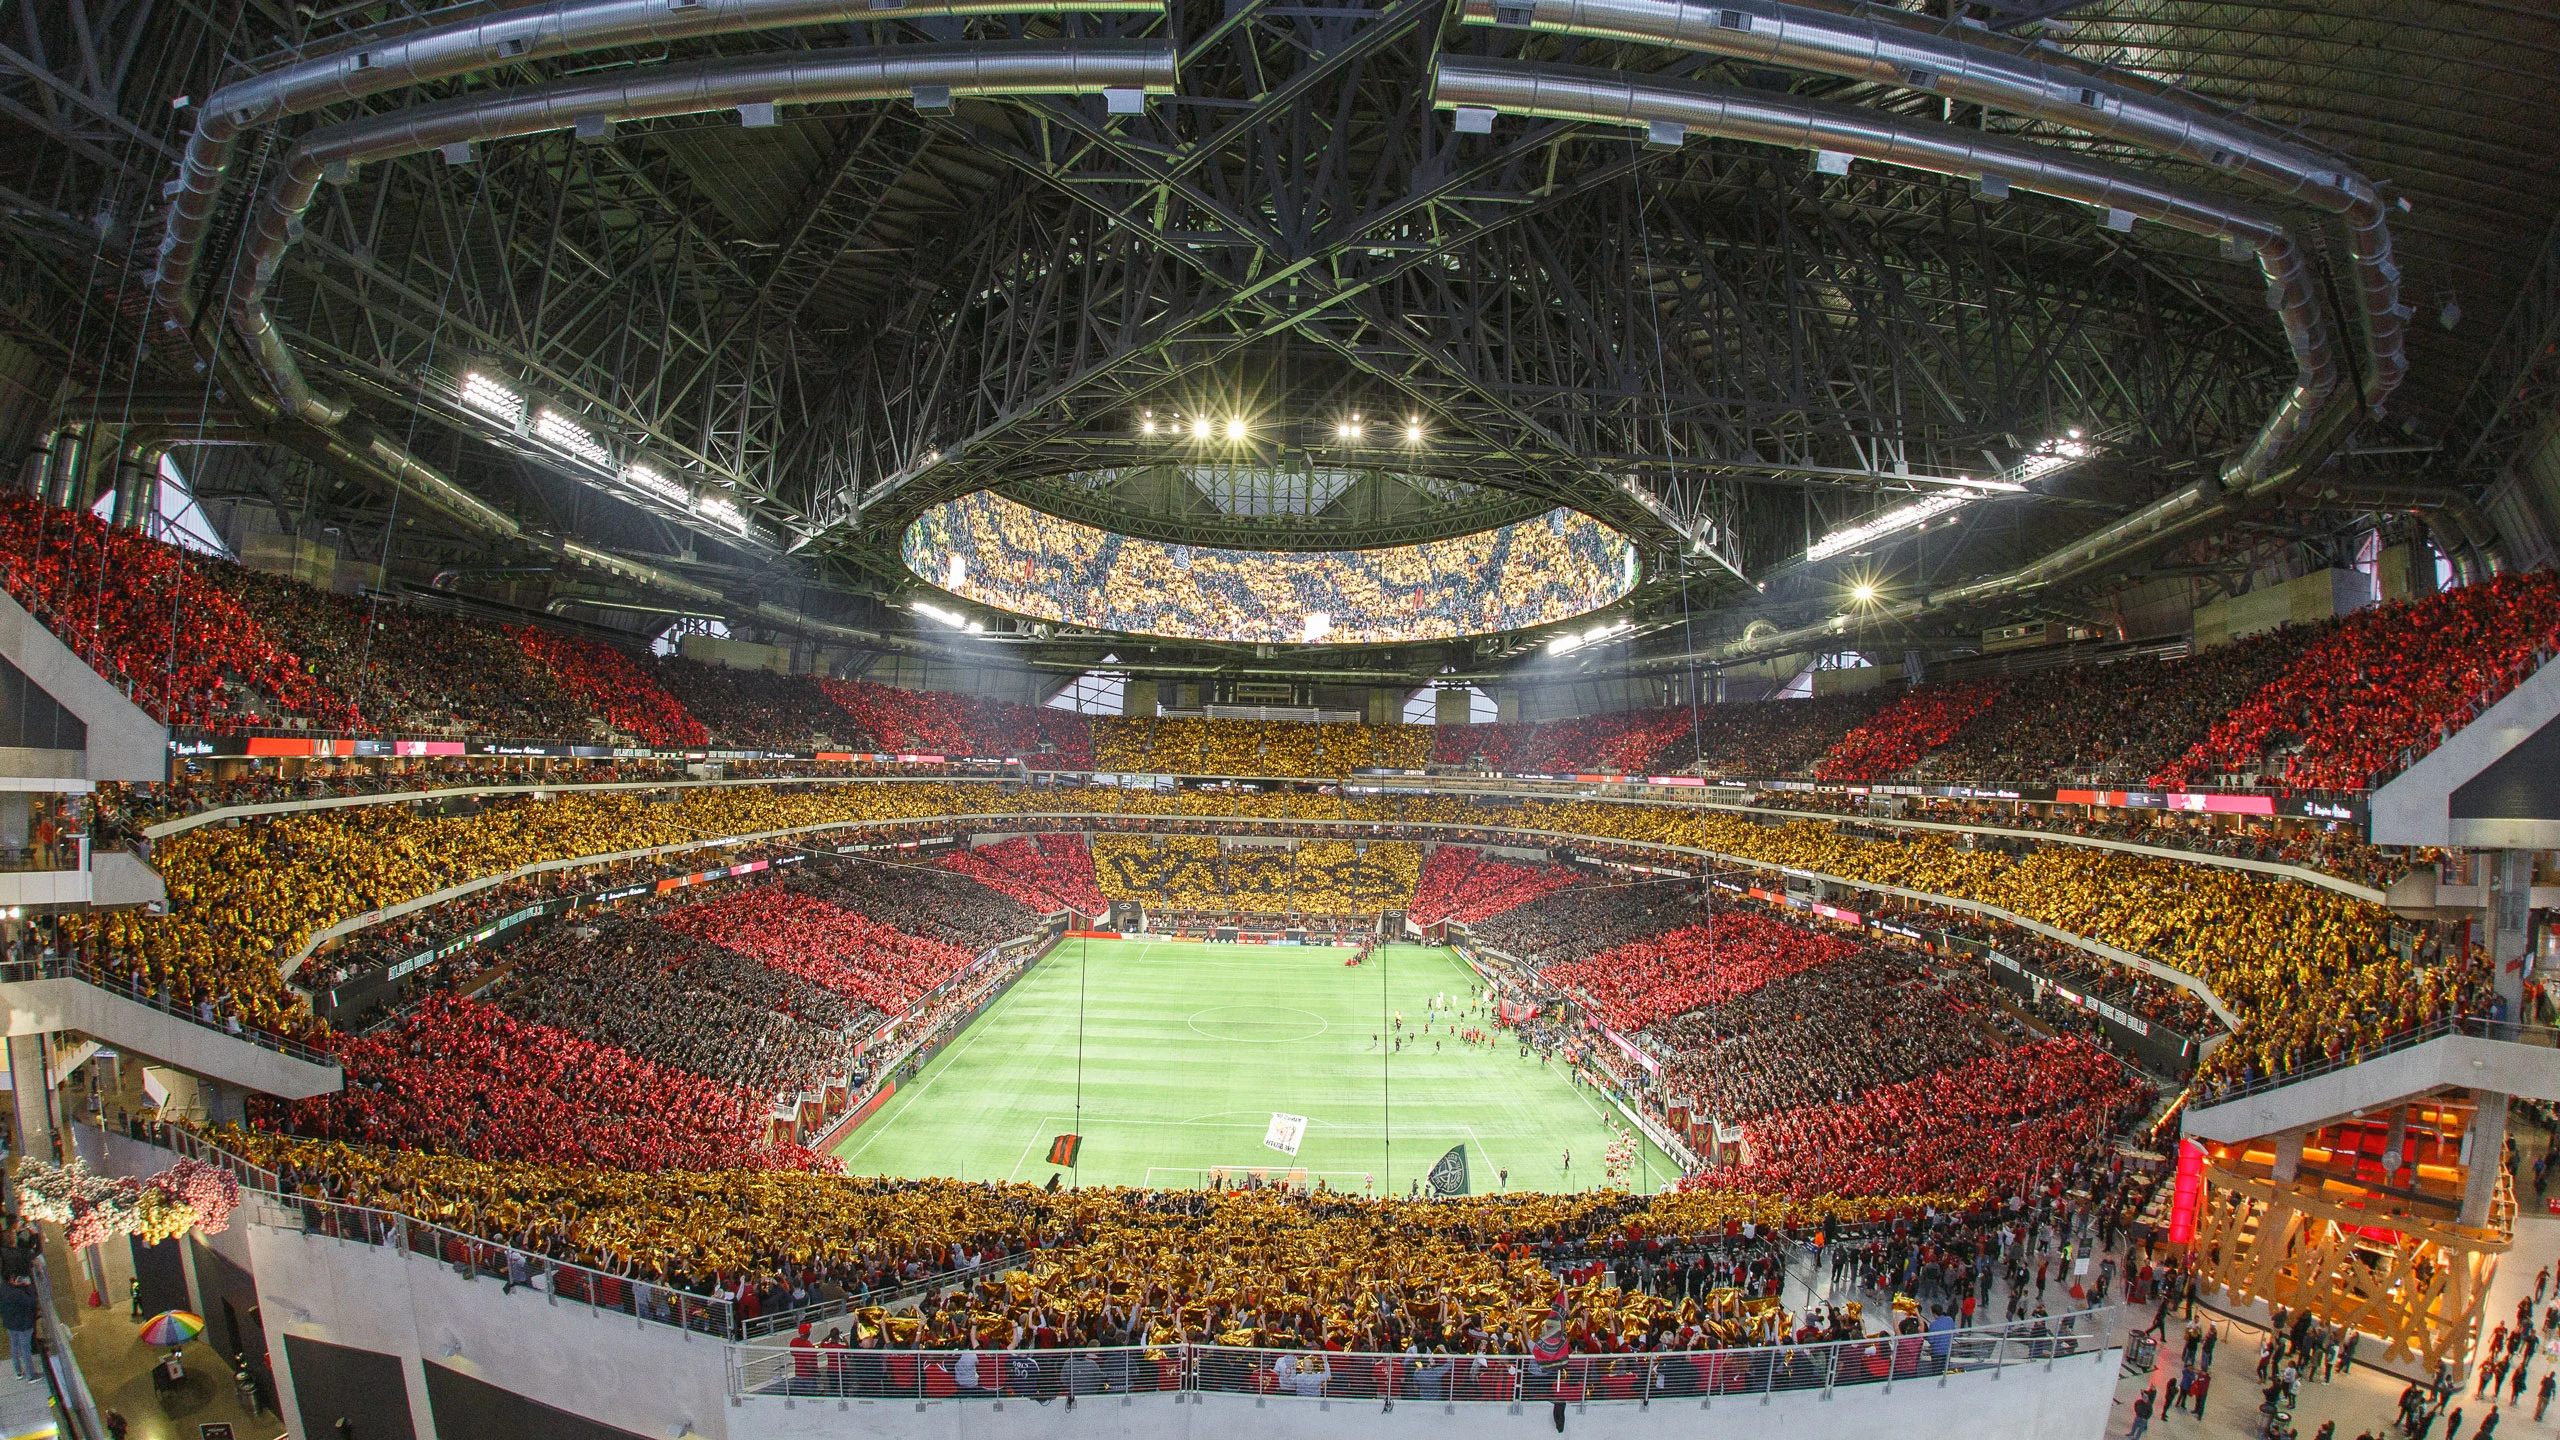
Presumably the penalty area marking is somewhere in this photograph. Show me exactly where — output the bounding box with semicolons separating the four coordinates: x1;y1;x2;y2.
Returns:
838;940;1066;1165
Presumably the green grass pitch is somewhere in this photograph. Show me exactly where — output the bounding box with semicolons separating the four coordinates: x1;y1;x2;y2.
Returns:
836;940;1686;1196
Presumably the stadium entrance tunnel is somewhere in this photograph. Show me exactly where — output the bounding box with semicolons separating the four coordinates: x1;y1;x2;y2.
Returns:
901;490;1639;644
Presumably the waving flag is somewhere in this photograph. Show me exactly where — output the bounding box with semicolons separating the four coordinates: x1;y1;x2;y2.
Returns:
1427;1144;1469;1197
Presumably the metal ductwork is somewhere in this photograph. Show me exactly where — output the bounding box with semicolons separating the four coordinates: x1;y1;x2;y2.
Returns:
152;0;1165;325
229;40;1178;426
1455;0;2406;415
1432;59;2338;486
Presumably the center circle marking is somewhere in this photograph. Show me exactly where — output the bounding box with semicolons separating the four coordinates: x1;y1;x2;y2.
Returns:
1185;1006;1330;1044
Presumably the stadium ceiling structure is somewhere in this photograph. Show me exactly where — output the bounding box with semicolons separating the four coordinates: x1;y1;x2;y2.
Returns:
2;0;2555;685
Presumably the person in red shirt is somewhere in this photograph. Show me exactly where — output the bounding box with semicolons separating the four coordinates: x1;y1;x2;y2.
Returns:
788;1322;820;1394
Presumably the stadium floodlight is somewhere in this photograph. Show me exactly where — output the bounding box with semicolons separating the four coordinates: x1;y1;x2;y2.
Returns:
459;370;524;426
1225;417;1247;441
1404;418;1424;443
534;408;612;467
1303;612;1332;642
694;495;749;534
1805;491;1973;562
1142;419;1156;435
2009;432;2094;485
622;461;689;508
1191;416;1212;440
913;601;967;628
1852;583;1877;603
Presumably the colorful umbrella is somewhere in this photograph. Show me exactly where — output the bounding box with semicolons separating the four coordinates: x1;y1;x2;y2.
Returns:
138;1311;203;1346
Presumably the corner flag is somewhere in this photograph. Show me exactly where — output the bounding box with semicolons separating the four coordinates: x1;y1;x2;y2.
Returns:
1047;1134;1082;1167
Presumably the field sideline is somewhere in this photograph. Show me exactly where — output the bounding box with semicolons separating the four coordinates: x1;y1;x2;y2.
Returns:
836;940;1684;1195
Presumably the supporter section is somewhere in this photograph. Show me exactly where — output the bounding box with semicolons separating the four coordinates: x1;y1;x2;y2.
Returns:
1408;846;1575;926
1089;834;1421;911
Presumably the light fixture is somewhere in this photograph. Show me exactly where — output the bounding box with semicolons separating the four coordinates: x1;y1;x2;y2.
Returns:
913;601;967;629
694;496;748;534
1191;416;1212;440
459;371;524;425
623;461;689;508
1852;583;1877;603
1142;419;1157;435
534;408;612;467
1224;416;1246;441
1405;417;1423;443
1806;493;1973;562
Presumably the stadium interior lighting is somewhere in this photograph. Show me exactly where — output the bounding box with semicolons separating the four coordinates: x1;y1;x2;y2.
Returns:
1224;416;1247;441
1546;617;1630;657
459;371;524;426
1404;418;1424;443
1852;582;1878;603
534;408;612;467
1142;419;1156;435
622;461;689;508
1191;416;1212;440
2009;432;2094;485
694;495;748;534
1806;491;1974;562
912;601;967;628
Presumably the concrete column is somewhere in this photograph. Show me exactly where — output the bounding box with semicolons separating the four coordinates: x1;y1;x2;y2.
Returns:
6;1033;54;1163
2272;1128;2305;1185
2463;1098;2510;1228
2490;849;2532;1019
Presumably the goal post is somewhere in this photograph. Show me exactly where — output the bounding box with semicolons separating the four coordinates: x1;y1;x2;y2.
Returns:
1140;1166;1380;1196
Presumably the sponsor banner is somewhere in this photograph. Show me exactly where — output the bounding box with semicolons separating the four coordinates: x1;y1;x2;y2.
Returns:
1601;1026;1660;1076
1810;901;1861;926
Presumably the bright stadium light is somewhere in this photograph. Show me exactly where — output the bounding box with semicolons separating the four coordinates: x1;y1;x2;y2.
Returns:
1303;612;1332;642
460;370;524;426
1805;492;1974;562
1852;582;1877;603
622;461;689;508
913;601;967;628
1405;417;1424;443
946;555;967;590
695;495;749;534
534;408;612;467
1191;416;1212;440
1142;419;1156;435
1225;416;1247;441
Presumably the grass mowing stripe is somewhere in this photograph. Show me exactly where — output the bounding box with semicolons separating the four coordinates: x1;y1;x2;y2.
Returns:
837;941;1682;1195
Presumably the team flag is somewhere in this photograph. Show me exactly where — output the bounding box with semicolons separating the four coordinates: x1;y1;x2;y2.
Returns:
1262;1113;1308;1156
1047;1134;1082;1167
1427;1143;1469;1197
1529;1291;1572;1368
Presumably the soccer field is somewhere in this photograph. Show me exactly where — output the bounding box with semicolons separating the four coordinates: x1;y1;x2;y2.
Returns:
836;940;1683;1196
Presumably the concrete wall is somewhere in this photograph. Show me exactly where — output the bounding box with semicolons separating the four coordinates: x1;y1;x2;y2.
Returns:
0;978;340;1097
2193;567;2375;649
0;589;167;781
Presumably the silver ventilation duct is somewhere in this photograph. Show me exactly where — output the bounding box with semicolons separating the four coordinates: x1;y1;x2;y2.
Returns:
229;41;1178;426
1454;0;2406;414
1431;59;2337;486
152;0;1165;325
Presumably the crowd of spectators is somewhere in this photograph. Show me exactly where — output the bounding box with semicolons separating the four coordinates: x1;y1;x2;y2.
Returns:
938;835;1106;915
1429;711;1693;773
1094;718;1429;776
1088;836;1420;912
509;626;707;745
1811;681;2007;782
2156;571;2560;790
1465;881;1707;967
1407;847;1575;926
906;490;1635;645
1645;947;2008;1125
818;678;1092;763
1538;911;1864;1031
0;491;357;731
262;994;829;1172
493;912;866;1097
1700;1036;2150;1202
646;659;852;749
783;859;1041;956
1925;637;2301;784
656;883;980;1016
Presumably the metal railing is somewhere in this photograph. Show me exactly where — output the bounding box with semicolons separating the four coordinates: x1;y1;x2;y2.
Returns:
0;955;342;1069
727;1309;2123;1406
2190;1015;2560;1109
735;1249;1038;1342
